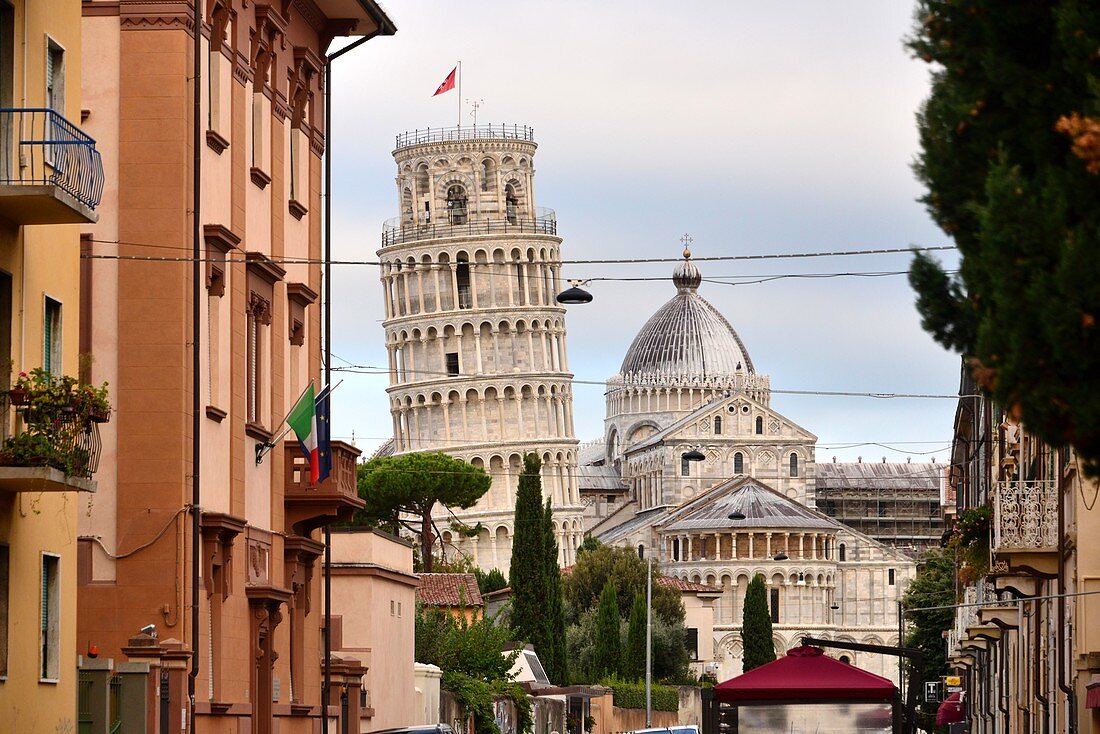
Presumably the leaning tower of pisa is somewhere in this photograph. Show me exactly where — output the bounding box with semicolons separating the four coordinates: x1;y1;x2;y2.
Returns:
378;124;584;573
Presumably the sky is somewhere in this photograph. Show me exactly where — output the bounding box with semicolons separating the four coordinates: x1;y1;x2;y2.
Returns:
325;1;963;466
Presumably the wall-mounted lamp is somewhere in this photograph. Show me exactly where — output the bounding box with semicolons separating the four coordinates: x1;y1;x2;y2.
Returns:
773;552;789;561
727;511;746;521
682;449;706;462
556;279;593;305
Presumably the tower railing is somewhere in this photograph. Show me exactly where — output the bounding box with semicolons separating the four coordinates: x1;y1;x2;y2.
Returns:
394;124;535;150
381;207;557;246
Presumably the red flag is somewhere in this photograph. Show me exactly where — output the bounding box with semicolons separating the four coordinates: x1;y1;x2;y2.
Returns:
432;67;457;96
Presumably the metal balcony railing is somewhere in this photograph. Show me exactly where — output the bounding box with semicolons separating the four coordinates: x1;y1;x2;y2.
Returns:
0;108;104;210
394;123;535;149
381;207;557;246
993;479;1059;552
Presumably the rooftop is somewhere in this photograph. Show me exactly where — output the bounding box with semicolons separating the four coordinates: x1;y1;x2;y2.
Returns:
416;573;483;607
394;123;535;151
816;462;942;491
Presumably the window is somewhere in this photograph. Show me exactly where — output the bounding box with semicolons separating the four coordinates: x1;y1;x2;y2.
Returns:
756;416;763;435
251;92;264;167
713;416;722;435
246;301;263;422
789;453;799;477
734;452;744;475
446;185;468;224
681;453;691;476
46;39;65;113
637;544;644;560
769;587;779;623
445;352;459;376
41;554;60;680
0;544;8;678
43;297;62;374
605;494;617;504
685;627;699;661
888;568;896;586
456;259;471;309
839;543;846;562
505;184;518;223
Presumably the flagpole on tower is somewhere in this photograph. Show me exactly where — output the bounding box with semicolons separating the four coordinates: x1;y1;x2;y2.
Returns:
457;60;462;127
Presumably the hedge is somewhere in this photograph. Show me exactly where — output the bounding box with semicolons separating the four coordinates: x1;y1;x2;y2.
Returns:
604;679;679;712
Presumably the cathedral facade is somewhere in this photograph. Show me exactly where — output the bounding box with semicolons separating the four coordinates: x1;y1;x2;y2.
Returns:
376;125;585;574
581;250;917;684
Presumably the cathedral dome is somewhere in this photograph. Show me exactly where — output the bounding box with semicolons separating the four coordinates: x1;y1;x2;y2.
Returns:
619;250;755;379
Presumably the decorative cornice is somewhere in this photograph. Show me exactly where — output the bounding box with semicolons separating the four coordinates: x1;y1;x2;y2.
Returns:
287;199;308;220
250;166;272;190
203;223;240;252
83;2;121;17
245;250;287;284
206;129;230;155
286;282;318;306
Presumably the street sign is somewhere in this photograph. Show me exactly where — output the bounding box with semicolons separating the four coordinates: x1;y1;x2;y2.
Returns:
925;681;941;702
945;675;961;686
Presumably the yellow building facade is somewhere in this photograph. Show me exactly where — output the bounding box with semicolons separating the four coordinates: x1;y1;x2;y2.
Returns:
0;1;102;731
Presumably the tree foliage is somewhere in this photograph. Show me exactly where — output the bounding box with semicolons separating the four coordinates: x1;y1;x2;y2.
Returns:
566;606;690;684
352;452;490;572
906;0;1100;474
542;497;569;684
474;567;509;596
741;574;775;672
624;591;647;682
562;544;685;626
510;455;551;666
903;547;958;731
593;581;621;679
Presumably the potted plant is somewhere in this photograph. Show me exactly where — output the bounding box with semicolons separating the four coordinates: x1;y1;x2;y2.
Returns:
8;370;30;406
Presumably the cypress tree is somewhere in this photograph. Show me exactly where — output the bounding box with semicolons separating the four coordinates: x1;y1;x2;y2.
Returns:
510;454;548;660
624;591;647;682
906;0;1100;475
593;580;621;680
542;497;568;684
741;574;775;672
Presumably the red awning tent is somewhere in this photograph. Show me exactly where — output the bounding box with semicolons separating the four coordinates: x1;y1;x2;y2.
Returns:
714;645;897;702
936;691;966;725
706;646;901;734
1087;676;1100;709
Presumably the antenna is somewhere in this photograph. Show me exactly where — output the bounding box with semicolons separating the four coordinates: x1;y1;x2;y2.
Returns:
467;98;484;128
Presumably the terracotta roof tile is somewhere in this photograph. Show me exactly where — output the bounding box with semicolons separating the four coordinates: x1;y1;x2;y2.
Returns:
659;576;721;593
416;573;484;607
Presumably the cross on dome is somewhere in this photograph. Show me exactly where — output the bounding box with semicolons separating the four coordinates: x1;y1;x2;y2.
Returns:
680;233;694;259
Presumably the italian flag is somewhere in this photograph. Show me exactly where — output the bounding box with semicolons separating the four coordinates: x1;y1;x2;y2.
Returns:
287;383;321;484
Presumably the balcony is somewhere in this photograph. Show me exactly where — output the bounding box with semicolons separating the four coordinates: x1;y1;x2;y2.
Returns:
0;108;104;225
381;207;557;247
284;440;364;535
992;478;1060;576
394;123;535;150
0;374;108;493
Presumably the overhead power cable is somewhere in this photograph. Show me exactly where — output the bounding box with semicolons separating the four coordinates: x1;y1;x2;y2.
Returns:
80;240;956;268
327;363;974;400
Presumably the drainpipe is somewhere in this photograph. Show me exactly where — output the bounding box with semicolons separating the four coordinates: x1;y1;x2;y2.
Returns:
189;0;203;728
1034;596;1048;733
1056;454;1077;733
321;16;393;716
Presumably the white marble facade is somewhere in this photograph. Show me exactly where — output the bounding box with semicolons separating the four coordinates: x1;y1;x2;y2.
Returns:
377;126;584;575
586;253;915;683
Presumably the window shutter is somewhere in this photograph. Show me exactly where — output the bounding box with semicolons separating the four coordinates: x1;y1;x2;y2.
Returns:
40;562;49;631
43;308;52;372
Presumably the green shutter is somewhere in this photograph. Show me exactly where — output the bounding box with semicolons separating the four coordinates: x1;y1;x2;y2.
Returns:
43;306;52;373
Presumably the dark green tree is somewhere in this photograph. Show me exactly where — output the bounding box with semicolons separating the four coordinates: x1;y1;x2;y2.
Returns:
593;580;621;679
741;574;775;672
510;454;550;662
542;497;569;683
352;452;490;572
578;536;601;555
903;547;958;731
472;567;508;596
562;543;684;626
906;0;1100;475
624;591;647;681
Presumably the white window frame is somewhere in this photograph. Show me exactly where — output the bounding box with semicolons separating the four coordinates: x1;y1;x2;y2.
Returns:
43;295;62;374
40;552;60;683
